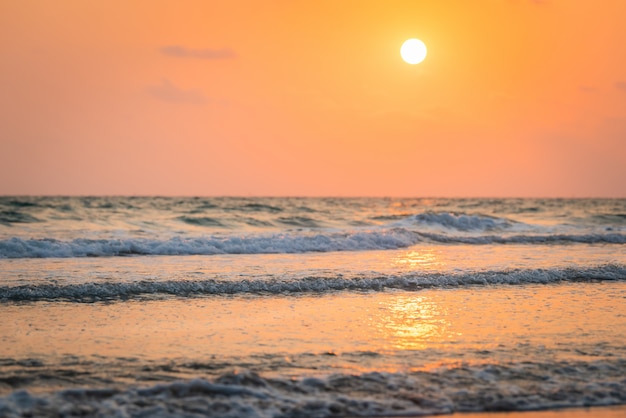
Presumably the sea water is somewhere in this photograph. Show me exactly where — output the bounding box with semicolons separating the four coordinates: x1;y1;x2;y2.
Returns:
0;197;625;417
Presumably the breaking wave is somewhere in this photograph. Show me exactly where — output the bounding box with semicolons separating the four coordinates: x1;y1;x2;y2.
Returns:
1;229;625;259
0;211;41;226
2;265;624;302
0;230;420;258
420;232;626;244
1;361;625;417
398;211;517;231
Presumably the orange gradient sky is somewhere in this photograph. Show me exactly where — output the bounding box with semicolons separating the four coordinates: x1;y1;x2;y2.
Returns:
1;0;625;197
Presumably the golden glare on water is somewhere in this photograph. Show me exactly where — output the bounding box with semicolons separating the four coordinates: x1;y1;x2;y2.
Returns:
376;295;453;351
392;249;445;271
3;283;626;379
400;38;427;64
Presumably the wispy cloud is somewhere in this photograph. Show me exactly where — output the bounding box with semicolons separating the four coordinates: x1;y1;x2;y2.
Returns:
147;79;207;105
615;81;626;91
159;45;236;60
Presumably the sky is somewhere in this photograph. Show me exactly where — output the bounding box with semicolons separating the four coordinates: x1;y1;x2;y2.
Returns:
1;0;625;197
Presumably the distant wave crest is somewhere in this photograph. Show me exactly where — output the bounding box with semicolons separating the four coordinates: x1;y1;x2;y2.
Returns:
399;211;517;231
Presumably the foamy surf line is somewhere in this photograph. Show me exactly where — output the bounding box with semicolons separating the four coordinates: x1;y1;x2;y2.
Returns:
2;265;624;302
420;232;626;244
1;360;625;417
1;231;625;259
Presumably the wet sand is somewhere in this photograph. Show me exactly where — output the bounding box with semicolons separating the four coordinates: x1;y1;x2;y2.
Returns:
454;405;626;418
367;405;626;417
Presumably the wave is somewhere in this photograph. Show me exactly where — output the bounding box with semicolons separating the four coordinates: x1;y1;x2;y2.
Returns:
276;216;320;228
2;229;625;259
176;216;225;227
419;232;626;244
231;203;284;213
2;199;41;208
0;230;420;258
396;211;518;231
1;360;624;417
590;213;626;225
0;210;41;226
2;265;624;302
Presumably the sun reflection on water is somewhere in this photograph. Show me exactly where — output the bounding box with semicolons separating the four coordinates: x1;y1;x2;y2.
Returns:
376;295;453;350
392;248;446;271
377;248;453;350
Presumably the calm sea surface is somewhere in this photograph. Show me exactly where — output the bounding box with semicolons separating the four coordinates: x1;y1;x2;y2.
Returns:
1;197;625;417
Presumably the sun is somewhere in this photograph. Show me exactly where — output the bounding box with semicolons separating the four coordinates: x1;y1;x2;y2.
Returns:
400;39;427;64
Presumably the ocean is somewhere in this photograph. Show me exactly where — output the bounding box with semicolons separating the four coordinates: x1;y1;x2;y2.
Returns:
1;196;625;417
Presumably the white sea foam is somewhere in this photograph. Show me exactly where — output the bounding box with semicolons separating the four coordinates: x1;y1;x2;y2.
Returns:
419;232;626;244
397;211;518;231
1;229;625;259
1;265;624;302
0;230;422;258
1;361;624;417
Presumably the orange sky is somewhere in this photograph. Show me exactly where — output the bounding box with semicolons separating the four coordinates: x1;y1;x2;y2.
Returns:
1;0;625;197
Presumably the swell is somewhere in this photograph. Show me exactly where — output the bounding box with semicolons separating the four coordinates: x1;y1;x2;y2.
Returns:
1;265;624;302
176;216;225;227
1;230;625;259
0;211;41;226
1;360;625;417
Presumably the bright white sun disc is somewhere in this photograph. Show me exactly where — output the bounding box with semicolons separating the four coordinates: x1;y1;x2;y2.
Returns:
400;38;427;64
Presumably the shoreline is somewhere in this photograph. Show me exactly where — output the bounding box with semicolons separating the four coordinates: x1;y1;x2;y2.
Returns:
367;405;626;418
453;405;626;418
